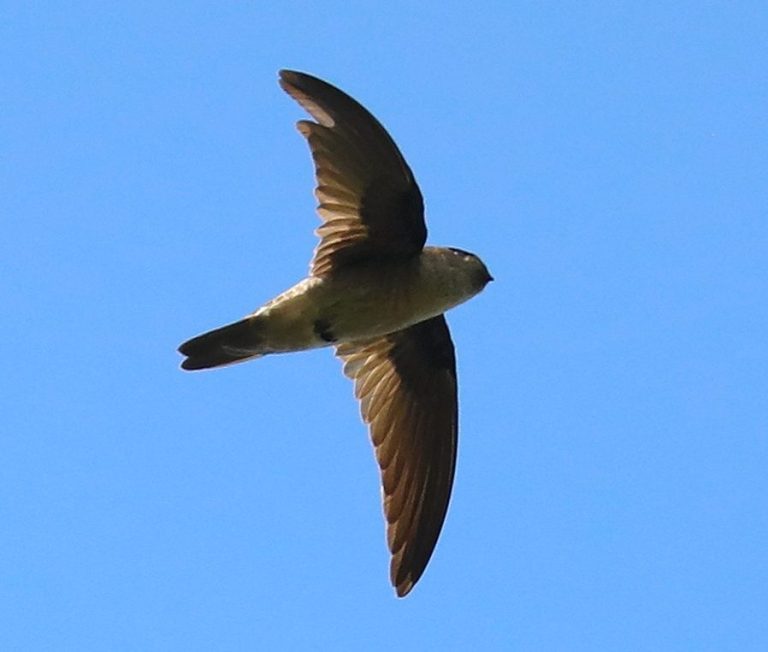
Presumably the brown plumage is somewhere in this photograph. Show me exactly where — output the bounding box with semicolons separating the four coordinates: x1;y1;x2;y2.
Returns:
337;316;457;596
179;70;492;596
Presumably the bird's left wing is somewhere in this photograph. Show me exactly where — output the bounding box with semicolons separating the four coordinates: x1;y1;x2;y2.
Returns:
279;70;426;276
335;315;458;597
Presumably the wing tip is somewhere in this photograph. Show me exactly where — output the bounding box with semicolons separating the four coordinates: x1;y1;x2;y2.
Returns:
277;69;299;92
390;549;425;598
395;579;415;598
277;69;338;128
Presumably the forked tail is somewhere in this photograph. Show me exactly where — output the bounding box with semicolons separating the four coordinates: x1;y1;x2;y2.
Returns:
178;316;265;370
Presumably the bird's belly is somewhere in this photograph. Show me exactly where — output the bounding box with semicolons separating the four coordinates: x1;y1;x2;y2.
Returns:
251;278;329;352
254;261;459;351
320;271;446;342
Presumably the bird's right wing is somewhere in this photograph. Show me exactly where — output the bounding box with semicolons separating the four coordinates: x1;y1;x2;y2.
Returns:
335;315;458;597
279;70;427;276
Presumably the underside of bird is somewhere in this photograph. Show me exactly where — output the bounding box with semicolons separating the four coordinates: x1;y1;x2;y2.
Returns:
178;69;491;597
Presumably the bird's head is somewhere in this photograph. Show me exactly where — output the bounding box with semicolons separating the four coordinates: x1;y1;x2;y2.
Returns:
446;247;494;291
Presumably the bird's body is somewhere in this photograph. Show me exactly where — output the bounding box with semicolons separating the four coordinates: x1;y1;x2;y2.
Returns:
179;70;492;596
181;247;489;366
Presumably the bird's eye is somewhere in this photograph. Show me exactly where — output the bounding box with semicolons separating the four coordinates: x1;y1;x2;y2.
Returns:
448;247;473;258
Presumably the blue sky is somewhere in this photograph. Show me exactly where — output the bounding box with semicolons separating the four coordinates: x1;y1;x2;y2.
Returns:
2;2;767;650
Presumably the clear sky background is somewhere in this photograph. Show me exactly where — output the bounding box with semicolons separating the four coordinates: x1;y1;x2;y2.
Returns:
2;2;767;650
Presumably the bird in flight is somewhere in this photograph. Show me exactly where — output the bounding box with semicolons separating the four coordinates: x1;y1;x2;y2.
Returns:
178;70;492;596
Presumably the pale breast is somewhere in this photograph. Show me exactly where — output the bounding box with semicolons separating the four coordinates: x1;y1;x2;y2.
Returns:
318;255;469;341
252;250;482;348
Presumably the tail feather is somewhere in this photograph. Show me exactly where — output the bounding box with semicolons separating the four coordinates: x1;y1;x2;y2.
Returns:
179;316;265;370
